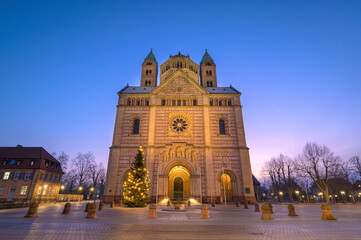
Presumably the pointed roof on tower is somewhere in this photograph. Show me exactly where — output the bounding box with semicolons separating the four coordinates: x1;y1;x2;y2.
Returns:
144;49;158;64
200;49;214;65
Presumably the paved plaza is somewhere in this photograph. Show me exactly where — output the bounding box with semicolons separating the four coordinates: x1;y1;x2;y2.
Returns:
0;202;361;240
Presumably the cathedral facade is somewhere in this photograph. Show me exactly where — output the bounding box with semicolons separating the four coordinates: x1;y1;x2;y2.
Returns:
103;50;256;204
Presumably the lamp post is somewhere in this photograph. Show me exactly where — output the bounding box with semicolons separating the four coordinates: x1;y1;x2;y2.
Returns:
90;187;94;202
279;192;283;202
318;192;323;202
341;191;346;203
78;186;83;202
295;191;300;202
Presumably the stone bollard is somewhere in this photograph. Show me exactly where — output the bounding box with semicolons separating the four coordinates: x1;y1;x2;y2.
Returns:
288;204;298;216
167;200;170;207
188;200;191;207
261;204;273;220
244;202;249;209
321;204;337;220
148;204;157;219
236;201;240;207
268;204;274;214
86;203;98;219
98;202;104;211
24;202;39;218
110;201;114;208
212;201;216;207
255;203;260;212
62;203;71;214
119;200;123;207
84;203;90;212
200;204;210;219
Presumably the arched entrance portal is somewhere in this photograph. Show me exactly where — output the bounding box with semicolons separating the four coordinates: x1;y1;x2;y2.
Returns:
221;173;233;200
169;166;190;199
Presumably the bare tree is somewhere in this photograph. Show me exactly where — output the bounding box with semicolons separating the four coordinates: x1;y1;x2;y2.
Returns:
349;156;361;179
73;152;94;187
294;142;342;204
275;154;295;202
62;170;78;193
52;151;70;173
89;161;105;189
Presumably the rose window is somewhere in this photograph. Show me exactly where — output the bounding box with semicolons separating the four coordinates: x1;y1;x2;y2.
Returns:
172;119;187;132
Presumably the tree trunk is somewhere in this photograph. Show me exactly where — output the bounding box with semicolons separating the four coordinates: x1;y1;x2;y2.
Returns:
324;187;330;204
288;189;294;202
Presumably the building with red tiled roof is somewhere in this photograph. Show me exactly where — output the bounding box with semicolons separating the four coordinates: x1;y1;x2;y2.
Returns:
0;146;64;202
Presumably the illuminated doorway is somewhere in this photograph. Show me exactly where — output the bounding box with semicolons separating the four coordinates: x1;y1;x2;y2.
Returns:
221;173;233;200
169;166;190;199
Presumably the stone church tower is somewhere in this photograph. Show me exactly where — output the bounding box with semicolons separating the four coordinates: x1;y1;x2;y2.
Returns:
103;50;256;204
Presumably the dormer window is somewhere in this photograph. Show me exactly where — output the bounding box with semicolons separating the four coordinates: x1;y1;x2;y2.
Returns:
56;164;59;170
30;160;35;166
9;160;16;165
2;160;7;166
16;160;22;166
51;162;54;169
45;161;49;168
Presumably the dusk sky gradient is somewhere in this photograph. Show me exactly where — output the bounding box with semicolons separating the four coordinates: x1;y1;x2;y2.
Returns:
1;0;360;178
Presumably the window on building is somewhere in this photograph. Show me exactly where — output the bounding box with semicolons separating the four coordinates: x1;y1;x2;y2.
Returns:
133;119;140;134
16;160;22;166
20;186;28;195
0;186;4;195
51;162;54;169
145;81;148;86
54;175;58;182
219;119;226;135
19;172;25;180
9;160;16;165
3;172;10;180
193;99;197;106
177;100;181;106
30;159;35;166
128;99;132;105
2;160;7;166
209;81;213;87
172;100;176;106
149;70;152;74
44;173;48;181
219;100;222;106
52;188;56;196
25;172;34;180
14;172;21;180
48;186;52;195
146;100;149;106
45;161;49;168
245;187;251;194
42;187;47;195
183;100;186;106
206;81;210;87
148;81;151;86
37;186;42;196
210;100;213;106
137;100;141;106
49;175;53;182
56;164;59;170
228;100;232;106
209;71;212;76
0;172;3;179
161;99;166;106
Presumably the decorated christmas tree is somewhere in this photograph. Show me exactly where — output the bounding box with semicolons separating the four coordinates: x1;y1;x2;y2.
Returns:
122;145;151;207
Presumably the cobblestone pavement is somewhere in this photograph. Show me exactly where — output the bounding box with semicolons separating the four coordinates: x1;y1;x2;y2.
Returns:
0;202;360;240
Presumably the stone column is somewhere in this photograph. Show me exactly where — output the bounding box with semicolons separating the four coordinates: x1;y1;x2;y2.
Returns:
62;203;71;214
200;204;210;219
24;202;39;218
148;204;157;219
86;203;98;219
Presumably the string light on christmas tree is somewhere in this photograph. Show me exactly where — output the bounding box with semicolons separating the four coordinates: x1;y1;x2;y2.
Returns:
122;145;151;207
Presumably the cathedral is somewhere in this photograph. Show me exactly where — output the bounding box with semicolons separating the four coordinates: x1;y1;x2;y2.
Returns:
103;50;256;204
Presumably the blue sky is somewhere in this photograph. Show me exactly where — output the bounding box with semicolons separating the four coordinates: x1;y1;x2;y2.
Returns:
0;0;360;178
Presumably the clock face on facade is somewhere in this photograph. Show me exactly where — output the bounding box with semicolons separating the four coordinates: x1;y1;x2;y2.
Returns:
172;119;187;132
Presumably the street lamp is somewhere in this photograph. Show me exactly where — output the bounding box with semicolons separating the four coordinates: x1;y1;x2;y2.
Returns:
90;187;95;203
279;192;283;202
295;191;300;202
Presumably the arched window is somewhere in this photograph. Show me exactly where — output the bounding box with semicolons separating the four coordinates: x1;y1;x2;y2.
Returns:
219;119;226;135
145;81;148;86
210;100;213;106
148;81;151;86
177;100;181;106
193;99;197;106
206;81;210;87
209;81;213;87
183;100;186;106
209;70;212;76
162;99;166;106
133;119;140;134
